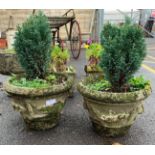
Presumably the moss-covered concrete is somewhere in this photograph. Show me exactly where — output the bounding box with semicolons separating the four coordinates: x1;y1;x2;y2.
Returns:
4;75;74;97
0;51;23;74
4;75;74;130
11;94;67;130
78;78;152;137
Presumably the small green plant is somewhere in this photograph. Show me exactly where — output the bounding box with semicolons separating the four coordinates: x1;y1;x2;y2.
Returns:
129;76;150;91
14;11;52;79
100;17;146;92
87;76;150;92
51;46;70;72
46;74;57;84
10;73;57;88
51;46;70;61
87;79;111;91
84;42;103;72
85;43;102;60
11;77;49;88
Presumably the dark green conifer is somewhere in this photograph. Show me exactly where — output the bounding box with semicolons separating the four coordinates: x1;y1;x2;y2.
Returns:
100;18;146;91
14;11;52;79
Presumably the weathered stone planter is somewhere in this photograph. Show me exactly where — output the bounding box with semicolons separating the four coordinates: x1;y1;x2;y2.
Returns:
0;50;23;74
78;78;152;137
4;75;74;130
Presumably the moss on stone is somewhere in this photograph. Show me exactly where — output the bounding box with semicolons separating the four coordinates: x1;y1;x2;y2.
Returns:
78;77;151;103
4;74;74;130
4;74;74;97
41;102;64;114
78;77;152;137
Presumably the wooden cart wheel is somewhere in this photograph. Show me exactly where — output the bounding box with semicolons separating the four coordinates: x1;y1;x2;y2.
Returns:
70;20;82;59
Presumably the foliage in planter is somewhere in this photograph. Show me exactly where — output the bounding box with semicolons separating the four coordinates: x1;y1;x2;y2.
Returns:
51;45;70;72
84;41;103;72
10;73;58;88
129;76;150;91
100;18;146;92
45;74;57;84
85;43;102;60
87;79;111;91
87;76;150;92
11;77;49;88
14;11;52;79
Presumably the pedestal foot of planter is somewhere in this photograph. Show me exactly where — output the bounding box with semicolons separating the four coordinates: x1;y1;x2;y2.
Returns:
92;122;131;137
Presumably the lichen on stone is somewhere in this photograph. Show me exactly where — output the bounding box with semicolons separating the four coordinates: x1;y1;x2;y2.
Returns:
4;74;74;130
77;77;151;137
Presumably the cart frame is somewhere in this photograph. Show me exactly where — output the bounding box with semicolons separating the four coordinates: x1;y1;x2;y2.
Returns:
33;9;82;59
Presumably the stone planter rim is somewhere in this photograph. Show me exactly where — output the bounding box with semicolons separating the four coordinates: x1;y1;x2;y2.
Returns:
4;74;74;97
78;78;152;103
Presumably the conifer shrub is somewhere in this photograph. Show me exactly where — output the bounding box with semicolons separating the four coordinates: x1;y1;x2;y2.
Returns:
100;18;146;92
14;11;52;79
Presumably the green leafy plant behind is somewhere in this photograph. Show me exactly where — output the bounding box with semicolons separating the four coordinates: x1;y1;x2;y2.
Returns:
11;77;49;88
100;18;146;92
86;43;102;60
50;46;70;72
14;11;52;79
51;46;70;61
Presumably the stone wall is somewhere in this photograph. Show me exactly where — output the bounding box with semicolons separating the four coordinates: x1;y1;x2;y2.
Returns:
0;9;94;40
